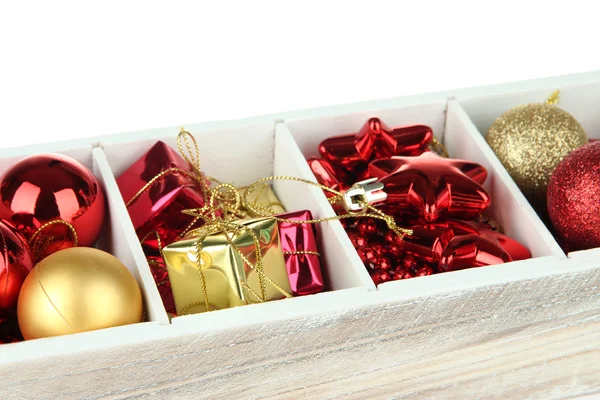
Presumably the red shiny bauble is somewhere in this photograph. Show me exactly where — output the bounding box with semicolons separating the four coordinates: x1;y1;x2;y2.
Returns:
369;152;490;222
548;142;600;251
0;220;34;322
0;154;105;259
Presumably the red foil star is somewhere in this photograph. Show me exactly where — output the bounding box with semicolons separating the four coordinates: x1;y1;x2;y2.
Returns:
308;118;433;191
369;152;490;222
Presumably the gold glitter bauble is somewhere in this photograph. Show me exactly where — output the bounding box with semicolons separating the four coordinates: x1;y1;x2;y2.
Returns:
17;247;143;340
486;103;587;210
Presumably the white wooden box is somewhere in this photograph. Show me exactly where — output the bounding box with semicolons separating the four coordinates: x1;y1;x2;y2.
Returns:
1;72;599;400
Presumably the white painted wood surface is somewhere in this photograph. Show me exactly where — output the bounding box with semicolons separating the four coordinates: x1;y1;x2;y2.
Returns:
0;71;599;399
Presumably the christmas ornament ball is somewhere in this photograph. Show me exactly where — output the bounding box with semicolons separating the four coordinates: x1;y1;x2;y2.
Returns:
486;103;587;210
17;247;143;340
0;153;106;258
0;220;34;322
547;141;600;251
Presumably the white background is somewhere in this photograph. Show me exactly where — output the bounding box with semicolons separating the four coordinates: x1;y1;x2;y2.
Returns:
0;1;599;150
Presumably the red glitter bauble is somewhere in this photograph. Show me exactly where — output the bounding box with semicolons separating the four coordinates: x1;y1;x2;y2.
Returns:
548;142;600;251
0;154;105;259
0;220;34;320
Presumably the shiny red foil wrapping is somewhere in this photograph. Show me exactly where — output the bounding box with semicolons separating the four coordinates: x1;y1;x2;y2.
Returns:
117;141;207;252
117;141;209;313
277;210;324;296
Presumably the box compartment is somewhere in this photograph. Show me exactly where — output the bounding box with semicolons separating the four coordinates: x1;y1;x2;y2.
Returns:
99;122;373;327
283;99;564;295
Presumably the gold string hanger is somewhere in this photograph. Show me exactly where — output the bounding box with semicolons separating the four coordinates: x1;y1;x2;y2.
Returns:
546;89;560;105
29;219;79;263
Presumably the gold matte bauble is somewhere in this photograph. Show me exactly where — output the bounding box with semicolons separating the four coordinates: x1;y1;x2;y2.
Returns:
486;103;587;210
17;247;143;340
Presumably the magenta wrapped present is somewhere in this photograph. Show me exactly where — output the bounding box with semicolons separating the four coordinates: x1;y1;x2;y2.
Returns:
277;210;325;296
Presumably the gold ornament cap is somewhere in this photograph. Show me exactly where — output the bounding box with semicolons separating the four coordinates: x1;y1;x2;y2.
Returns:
17;247;143;340
486;98;587;210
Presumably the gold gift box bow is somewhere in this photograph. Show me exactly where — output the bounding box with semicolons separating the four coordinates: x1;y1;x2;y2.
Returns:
163;216;292;315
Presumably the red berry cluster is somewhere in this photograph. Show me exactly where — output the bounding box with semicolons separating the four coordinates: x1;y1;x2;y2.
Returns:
342;218;435;285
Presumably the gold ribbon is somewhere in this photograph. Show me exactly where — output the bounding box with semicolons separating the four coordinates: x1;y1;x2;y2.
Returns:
430;137;449;158
29;219;79;263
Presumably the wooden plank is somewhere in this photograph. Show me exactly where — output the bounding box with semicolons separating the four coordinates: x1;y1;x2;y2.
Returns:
1;267;598;399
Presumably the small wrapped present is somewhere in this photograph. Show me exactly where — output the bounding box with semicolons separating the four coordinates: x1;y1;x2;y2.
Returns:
163;217;293;315
278;210;324;296
117;141;209;252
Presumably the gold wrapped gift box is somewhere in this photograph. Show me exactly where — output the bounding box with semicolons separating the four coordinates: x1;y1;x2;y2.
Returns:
163;216;292;315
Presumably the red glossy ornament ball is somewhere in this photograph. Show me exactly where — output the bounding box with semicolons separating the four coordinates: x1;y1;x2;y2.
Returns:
0;154;105;259
548;142;600;251
0;220;34;322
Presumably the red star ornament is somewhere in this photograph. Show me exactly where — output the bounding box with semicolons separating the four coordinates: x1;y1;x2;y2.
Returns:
308;118;433;191
369;152;491;222
306;157;351;193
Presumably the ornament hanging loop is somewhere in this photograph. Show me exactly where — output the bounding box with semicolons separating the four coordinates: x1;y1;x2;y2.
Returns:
343;178;387;212
546;89;560;105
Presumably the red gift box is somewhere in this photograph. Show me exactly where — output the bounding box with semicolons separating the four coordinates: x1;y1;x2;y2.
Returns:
277;210;325;296
117;141;208;252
